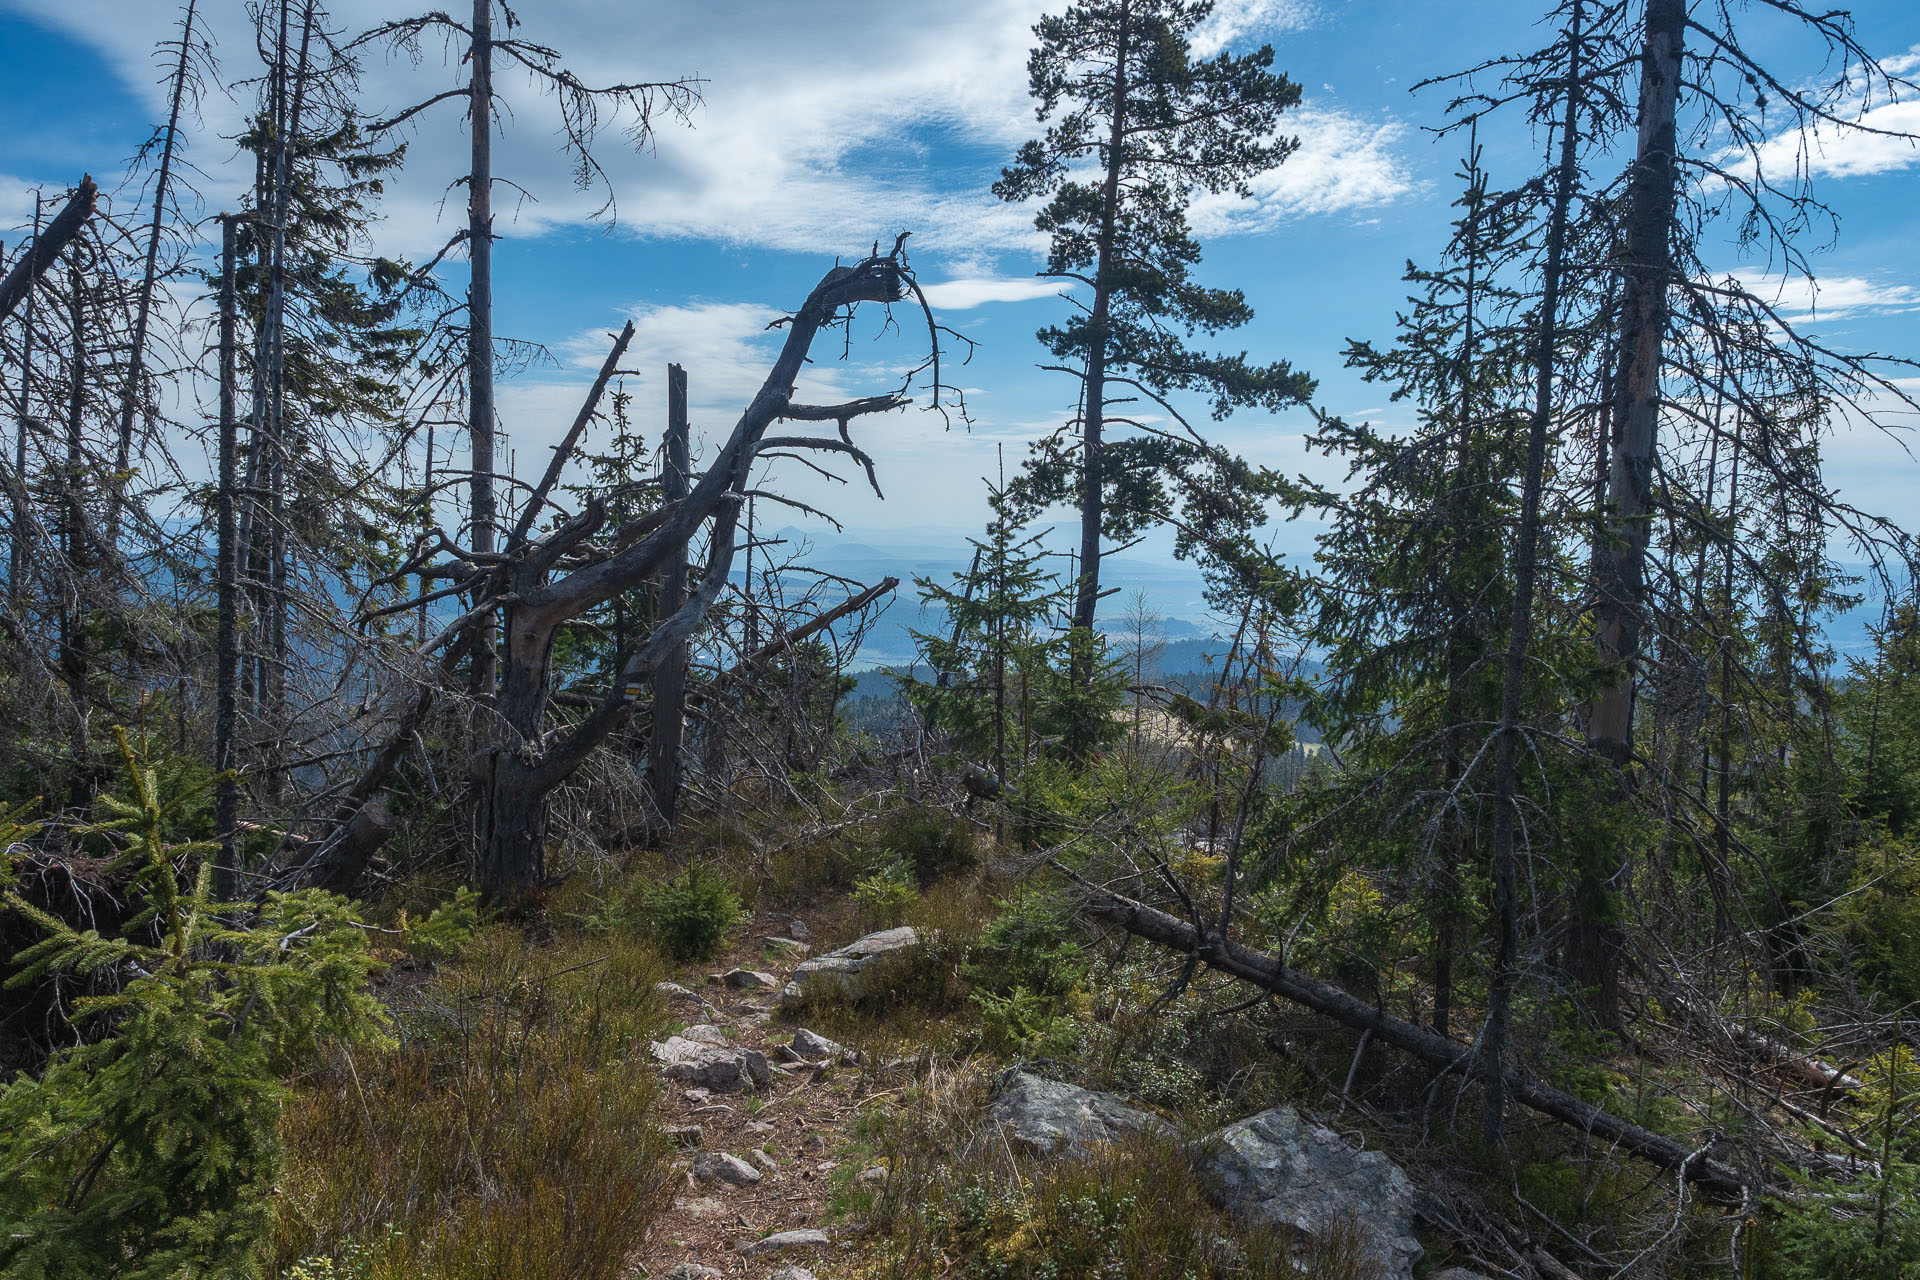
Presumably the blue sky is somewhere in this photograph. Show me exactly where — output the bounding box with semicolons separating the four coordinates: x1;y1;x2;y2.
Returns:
2;0;1917;604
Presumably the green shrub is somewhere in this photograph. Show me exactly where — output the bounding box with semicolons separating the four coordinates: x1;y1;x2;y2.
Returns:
645;865;742;961
399;887;484;963
852;861;919;932
887;806;979;886
0;729;387;1280
965;892;1085;1001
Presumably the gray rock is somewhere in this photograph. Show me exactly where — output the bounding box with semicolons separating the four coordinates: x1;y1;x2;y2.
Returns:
671;1196;727;1220
649;1036;771;1092
749;1147;779;1171
724;967;779;989
655;980;717;1012
678;1023;732;1047
791;1027;856;1062
788;918;812;941
988;1069;1170;1159
693;1150;763;1187
1429;1270;1494;1280
780;926;922;1005
663;1262;723;1279
763;935;810;955
1200;1107;1423;1280
856;1164;888;1185
738;1228;830;1259
662;1123;704;1148
768;1268;818;1280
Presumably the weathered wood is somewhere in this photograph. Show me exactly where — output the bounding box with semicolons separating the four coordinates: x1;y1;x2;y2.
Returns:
306;801;397;898
645;363;691;836
0;176;95;323
1064;872;1754;1200
215;215;240;899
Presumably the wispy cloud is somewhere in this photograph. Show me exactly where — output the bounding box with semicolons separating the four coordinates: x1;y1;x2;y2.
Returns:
1746;48;1920;180
917;277;1060;309
1732;269;1920;324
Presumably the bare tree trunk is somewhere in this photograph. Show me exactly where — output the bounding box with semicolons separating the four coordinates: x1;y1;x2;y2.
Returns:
110;0;200;545
59;260;92;793
1582;0;1686;1023
8;197;41;613
215;214;241;898
1482;0;1583;1145
467;0;498;703
0;177;95;324
1067;874;1752;1199
645;362;691;836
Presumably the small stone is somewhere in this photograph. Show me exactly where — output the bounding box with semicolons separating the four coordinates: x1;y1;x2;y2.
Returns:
856;1164;888;1185
662;1123;704;1148
816;1161;838;1174
744;1120;776;1138
656;980;717;1011
737;1228;830;1259
706;972;725;985
672;1196;728;1220
776;1044;806;1064
749;1147;779;1171
763;935;809;955
693;1151;763;1187
801;1134;826;1152
788;918;812;941
769;1268;819;1280
790;1027;853;1062
663;1265;723;1280
683;1087;712;1105
724;967;779;989
679;1023;732;1047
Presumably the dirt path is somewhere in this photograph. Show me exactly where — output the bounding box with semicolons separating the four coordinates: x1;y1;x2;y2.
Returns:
635;902;878;1280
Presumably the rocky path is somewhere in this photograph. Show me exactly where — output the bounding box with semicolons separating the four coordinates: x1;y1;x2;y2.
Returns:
633;906;888;1280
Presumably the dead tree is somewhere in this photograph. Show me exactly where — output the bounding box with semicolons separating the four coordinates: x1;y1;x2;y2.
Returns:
361;240;940;898
0;178;95;325
644;362;692;836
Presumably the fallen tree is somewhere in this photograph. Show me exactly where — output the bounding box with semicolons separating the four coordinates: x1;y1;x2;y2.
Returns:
1059;868;1755;1200
0;176;97;322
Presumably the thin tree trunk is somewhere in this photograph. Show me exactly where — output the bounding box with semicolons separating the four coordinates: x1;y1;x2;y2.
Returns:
1482;0;1583;1145
1581;0;1686;1023
9;197;41;613
646;362;691;835
110;0;199;545
1070;0;1132;681
468;0;498;702
215;214;240;897
0;177;95;324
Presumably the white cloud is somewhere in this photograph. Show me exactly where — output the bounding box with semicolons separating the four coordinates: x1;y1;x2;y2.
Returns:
1730;269;1920;323
1191;106;1417;231
1746;49;1920;180
6;0;1408;268
1191;0;1319;58
917;277;1060;309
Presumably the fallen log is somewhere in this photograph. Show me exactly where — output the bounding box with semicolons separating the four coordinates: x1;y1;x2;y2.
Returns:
1062;870;1755;1200
0;176;97;322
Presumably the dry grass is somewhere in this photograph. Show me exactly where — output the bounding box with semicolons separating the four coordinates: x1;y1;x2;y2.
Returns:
266;927;676;1280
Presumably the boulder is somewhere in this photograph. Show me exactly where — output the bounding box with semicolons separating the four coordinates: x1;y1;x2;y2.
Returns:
648;1036;770;1093
988;1069;1170;1159
1200;1107;1423;1280
780;926;921;1005
738;1228;829;1259
693;1151;762;1187
724;967;779;989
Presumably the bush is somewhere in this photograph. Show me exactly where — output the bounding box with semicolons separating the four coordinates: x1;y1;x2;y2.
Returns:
887;806;979;886
0;729;387;1280
852;861;919;932
644;865;742;961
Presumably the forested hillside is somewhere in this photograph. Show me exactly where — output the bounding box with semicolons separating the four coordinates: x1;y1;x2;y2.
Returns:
2;1;1919;1277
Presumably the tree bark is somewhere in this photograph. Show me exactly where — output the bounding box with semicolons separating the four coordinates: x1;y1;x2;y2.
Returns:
8;196;42;614
1582;0;1686;1022
645;363;691;835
